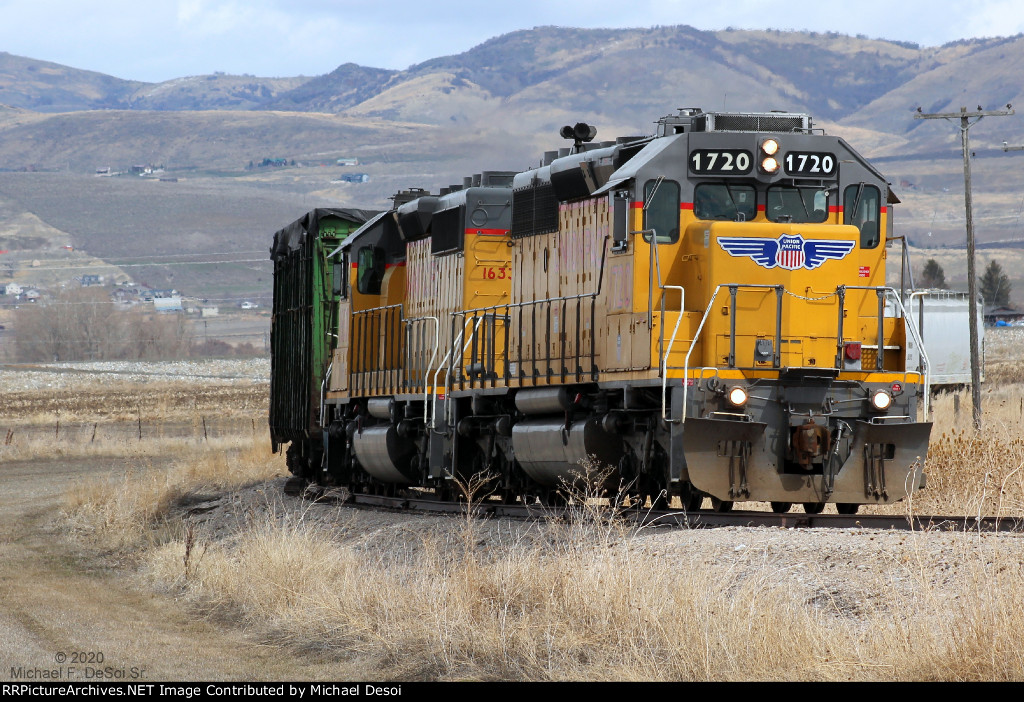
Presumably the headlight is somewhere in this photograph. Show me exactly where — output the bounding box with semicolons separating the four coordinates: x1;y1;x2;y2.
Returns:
870;390;892;411
761;156;779;174
727;386;749;407
761;138;779;156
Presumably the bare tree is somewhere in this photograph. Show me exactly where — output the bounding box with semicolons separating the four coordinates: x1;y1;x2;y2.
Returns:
14;289;193;361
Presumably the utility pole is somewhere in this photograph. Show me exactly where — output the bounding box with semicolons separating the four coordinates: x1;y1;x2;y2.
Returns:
915;105;1014;431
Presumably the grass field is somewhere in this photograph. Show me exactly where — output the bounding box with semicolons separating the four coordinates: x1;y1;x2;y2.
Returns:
2;337;1021;681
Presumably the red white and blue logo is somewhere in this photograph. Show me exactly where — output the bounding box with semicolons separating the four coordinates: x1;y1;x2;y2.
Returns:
718;234;855;271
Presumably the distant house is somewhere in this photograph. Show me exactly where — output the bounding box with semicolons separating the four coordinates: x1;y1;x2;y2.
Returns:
984;305;1024;326
200;307;219;318
336;158;359;166
239;301;258;309
153;297;183;313
4;283;22;296
339;173;370;183
110;288;136;304
80;274;102;286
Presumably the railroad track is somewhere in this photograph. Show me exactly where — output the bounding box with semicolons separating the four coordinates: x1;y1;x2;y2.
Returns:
293;482;1024;533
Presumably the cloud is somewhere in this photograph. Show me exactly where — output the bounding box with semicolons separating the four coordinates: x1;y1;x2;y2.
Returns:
0;0;1020;82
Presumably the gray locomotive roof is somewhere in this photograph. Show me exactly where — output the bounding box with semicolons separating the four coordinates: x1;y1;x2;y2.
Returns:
329;210;392;257
591;134;678;195
270;207;380;260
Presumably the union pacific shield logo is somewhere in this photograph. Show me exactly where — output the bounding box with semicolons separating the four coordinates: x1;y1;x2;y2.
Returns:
718;234;855;271
777;235;804;270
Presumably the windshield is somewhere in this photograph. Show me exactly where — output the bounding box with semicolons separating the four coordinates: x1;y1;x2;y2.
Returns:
766;186;829;223
694;184;757;221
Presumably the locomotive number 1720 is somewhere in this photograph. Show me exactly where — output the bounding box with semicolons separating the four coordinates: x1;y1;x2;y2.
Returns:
689;149;753;175
483;267;510;280
783;151;836;176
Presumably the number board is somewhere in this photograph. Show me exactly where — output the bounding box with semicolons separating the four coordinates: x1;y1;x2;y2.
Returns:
783;152;837;177
689;149;753;175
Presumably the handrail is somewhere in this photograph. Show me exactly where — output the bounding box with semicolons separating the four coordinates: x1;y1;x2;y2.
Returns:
636;227;688;422
453;238;610;387
351;303;404;395
426;315;485;430
319;362;332;428
351;302;404;315
661;286;685;422
404;315;439;425
847;286;930;415
442;315;486;427
682;284;732;425
680;284;932;423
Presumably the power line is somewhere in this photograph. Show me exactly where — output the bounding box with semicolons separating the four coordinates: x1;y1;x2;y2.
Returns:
3;258;270;273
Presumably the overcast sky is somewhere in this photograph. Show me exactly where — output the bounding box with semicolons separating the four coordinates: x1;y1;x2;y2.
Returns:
3;1;1024;83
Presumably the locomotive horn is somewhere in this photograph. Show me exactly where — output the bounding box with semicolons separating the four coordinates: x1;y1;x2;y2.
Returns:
560;123;598;145
574;122;597;142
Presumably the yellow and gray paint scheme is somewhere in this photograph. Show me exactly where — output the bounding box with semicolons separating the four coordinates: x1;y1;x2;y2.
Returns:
295;109;930;513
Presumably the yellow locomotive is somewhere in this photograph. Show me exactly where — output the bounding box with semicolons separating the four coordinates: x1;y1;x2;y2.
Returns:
270;109;931;514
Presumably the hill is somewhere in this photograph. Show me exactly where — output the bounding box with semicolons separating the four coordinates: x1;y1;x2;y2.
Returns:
1;26;1024;302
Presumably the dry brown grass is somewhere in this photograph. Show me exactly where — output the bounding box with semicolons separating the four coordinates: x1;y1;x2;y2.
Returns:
63;437;284;550
134;499;1024;681
48;344;1024;680
909;380;1024;516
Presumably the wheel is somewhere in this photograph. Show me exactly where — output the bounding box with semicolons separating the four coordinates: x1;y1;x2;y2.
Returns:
710;497;734;513
836;503;860;515
770;502;792;513
680;482;704;511
802;502;825;514
283;476;308;497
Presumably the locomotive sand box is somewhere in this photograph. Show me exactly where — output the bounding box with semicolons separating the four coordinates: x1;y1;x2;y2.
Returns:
269;108;932;514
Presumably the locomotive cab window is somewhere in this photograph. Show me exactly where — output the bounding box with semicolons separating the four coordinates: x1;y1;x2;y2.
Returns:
642;179;680;244
356;246;385;295
694;183;756;221
844;184;881;249
766;186;829;224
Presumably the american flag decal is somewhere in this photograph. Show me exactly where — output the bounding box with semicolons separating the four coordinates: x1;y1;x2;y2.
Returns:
718;234;855;271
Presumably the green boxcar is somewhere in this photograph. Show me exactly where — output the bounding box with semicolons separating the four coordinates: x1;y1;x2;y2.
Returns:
269;208;377;471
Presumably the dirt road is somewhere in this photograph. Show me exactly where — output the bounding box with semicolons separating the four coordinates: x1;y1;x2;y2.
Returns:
0;456;354;682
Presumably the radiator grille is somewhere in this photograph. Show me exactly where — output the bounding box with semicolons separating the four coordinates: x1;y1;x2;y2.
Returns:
708;113;809;133
511;181;559;239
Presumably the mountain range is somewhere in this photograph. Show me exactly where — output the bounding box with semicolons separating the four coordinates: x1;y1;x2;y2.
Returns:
1;25;1023;300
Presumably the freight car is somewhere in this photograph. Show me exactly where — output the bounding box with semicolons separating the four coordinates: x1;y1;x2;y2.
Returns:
270;109;933;514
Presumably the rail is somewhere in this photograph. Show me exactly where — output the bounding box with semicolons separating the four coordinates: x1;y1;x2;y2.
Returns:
304;485;1024;533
